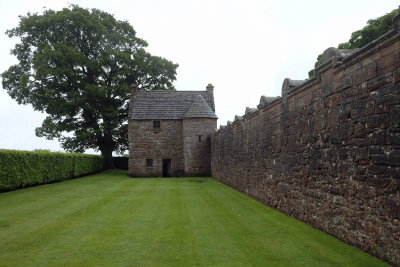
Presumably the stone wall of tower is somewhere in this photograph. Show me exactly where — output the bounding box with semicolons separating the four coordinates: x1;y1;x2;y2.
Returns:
183;118;217;176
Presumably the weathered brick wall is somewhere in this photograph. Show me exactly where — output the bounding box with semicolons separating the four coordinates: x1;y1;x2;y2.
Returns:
183;118;217;176
128;120;184;177
211;16;400;265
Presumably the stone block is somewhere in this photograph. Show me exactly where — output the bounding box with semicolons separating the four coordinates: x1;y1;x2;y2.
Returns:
387;132;400;145
382;198;400;219
368;74;392;92
355;147;368;161
372;154;388;165
321;84;334;97
390;105;400;130
376;113;390;129
342;75;353;90
368;146;384;154
354;123;367;138
365;100;375;115
366;115;377;129
367;164;386;174
340;122;353;139
375;95;399;113
387;150;400;166
393;68;400;84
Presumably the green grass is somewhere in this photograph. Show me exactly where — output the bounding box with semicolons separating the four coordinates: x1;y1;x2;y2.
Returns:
0;169;386;266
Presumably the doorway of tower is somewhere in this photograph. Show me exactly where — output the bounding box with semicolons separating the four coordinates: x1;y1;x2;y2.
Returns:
162;159;171;177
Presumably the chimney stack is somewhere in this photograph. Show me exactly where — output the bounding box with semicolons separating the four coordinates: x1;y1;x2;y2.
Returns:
206;83;215;111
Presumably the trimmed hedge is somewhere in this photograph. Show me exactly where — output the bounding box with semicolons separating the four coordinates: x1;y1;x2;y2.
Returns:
113;157;128;170
0;149;104;192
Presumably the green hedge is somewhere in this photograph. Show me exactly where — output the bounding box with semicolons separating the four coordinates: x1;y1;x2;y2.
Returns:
0;149;104;192
113;157;128;170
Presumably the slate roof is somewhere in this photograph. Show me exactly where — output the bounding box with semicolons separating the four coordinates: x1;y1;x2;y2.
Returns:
131;90;217;120
183;95;217;118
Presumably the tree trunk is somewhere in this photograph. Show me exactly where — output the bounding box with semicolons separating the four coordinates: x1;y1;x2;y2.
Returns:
100;134;114;169
102;146;114;169
100;128;114;169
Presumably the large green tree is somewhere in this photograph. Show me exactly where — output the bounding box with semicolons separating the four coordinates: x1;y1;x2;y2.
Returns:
2;5;178;168
309;7;399;77
338;7;399;49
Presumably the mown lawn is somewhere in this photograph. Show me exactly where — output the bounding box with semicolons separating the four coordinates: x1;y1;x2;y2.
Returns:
0;169;386;266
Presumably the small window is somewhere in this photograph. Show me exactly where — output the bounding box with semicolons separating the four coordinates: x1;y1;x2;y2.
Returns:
198;135;202;143
153;121;160;129
146;159;153;167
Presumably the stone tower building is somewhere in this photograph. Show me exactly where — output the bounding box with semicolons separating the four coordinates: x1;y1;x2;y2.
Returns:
128;84;217;177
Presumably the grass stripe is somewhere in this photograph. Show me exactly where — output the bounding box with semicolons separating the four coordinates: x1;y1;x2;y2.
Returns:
0;170;387;267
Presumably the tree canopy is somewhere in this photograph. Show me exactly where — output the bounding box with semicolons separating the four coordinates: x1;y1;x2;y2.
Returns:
309;7;399;77
1;5;178;167
338;8;399;49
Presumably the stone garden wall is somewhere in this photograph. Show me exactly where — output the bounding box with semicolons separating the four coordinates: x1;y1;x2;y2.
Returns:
211;15;400;265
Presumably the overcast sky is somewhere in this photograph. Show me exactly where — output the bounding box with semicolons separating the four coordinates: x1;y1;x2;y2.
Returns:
0;0;399;154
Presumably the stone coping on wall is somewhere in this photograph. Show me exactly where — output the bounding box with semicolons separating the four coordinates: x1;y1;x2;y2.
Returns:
215;13;400;134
